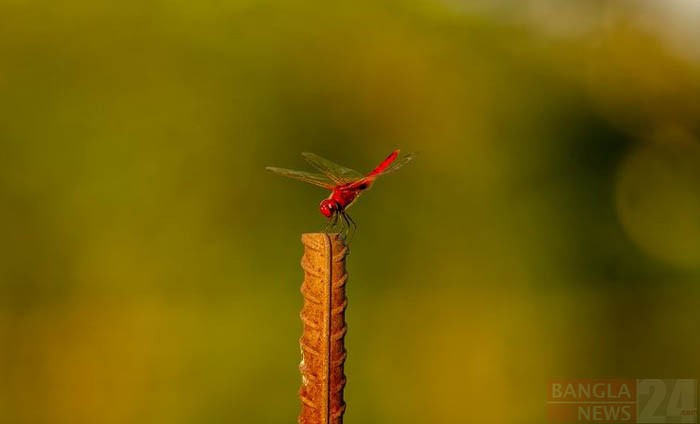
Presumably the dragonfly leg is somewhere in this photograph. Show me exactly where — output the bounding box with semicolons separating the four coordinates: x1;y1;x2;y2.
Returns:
345;213;357;236
336;212;345;234
341;211;356;242
337;211;350;240
324;212;338;233
337;211;347;236
345;211;356;231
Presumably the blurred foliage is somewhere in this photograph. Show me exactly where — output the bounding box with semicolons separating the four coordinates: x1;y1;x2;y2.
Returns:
1;0;699;423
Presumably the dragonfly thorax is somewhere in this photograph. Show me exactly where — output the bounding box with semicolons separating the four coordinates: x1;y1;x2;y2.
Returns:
319;199;341;218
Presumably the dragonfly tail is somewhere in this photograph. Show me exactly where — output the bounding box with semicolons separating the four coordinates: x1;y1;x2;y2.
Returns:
367;149;400;177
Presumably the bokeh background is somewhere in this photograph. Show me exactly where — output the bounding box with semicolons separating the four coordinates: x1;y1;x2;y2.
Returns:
1;0;699;422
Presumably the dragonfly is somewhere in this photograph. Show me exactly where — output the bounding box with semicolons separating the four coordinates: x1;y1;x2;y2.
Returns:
266;150;415;238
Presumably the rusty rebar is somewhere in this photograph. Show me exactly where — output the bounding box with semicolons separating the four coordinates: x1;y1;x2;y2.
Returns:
298;233;348;424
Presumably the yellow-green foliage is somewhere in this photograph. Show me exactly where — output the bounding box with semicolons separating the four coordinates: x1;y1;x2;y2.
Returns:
1;1;699;422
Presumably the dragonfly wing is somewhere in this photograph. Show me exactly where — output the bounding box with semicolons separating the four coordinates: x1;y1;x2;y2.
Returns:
347;152;416;189
374;151;416;175
265;166;335;189
301;152;364;185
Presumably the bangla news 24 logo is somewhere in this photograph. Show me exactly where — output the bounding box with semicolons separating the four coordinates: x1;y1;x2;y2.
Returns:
547;379;697;423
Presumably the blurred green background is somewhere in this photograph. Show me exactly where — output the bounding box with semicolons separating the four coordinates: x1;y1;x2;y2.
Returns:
1;0;700;422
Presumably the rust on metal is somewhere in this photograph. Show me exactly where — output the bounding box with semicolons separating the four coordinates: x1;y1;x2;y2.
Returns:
299;233;348;424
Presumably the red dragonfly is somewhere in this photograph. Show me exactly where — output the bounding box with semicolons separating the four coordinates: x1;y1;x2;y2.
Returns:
266;150;414;236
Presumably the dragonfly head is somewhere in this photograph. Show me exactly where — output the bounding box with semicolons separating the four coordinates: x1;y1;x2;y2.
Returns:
319;199;339;218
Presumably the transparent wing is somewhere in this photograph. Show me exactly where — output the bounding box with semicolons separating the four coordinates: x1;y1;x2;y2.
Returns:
346;152;416;190
376;151;416;175
265;166;334;189
301;152;364;185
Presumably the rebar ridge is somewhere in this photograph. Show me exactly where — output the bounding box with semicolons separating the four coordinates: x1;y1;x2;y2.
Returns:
299;233;348;424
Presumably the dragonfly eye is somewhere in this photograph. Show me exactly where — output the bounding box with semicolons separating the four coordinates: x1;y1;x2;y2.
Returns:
319;200;336;218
